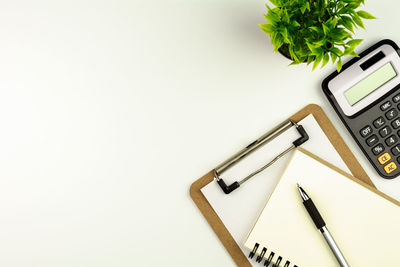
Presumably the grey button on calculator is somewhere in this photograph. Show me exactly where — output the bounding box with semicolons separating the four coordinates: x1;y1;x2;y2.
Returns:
373;117;385;128
323;40;400;178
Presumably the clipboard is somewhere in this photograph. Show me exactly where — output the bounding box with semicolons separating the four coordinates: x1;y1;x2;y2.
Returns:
190;104;373;267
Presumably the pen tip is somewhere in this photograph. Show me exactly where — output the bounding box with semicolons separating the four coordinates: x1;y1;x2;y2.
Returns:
296;183;300;188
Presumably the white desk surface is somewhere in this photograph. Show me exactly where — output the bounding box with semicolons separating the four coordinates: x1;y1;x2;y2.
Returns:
0;0;397;266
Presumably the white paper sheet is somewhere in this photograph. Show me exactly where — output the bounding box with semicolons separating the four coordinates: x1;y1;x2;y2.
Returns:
201;115;351;263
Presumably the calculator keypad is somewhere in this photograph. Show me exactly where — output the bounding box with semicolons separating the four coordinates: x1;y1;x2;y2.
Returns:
356;94;400;177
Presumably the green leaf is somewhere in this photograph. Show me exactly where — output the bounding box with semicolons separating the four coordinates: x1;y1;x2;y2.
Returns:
286;34;294;45
313;53;323;70
289;45;299;61
296;46;308;57
343;46;355;56
326;18;338;29
259;24;275;35
264;9;281;26
339;16;354;33
270;32;277;48
272;33;284;51
281;27;290;43
330;47;343;56
352;13;365;29
300;5;306;14
322;24;330;35
298;56;307;63
350;51;359;57
307;56;314;65
347;2;361;9
282;9;290;23
321;53;330;68
269;0;281;7
289;60;302;66
357;10;376;19
308;26;323;35
306;2;310;11
337;1;346;12
331;52;337;64
347;39;363;48
330;28;351;43
337;58;343;72
307;39;324;47
292;20;300;27
308;45;324;55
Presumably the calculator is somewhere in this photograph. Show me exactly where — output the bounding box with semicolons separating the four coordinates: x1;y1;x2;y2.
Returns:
322;39;400;179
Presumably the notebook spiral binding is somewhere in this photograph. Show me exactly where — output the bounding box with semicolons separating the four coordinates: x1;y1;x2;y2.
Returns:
248;243;298;267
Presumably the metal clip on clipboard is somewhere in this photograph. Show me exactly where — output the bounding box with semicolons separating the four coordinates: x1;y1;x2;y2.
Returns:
215;120;309;194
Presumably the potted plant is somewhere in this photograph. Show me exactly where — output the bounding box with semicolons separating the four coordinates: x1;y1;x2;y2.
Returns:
259;0;375;71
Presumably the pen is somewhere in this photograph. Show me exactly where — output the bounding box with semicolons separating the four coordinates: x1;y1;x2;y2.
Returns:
297;183;350;267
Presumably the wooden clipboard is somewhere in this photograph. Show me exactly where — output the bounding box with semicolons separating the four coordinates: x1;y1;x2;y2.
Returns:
190;104;373;267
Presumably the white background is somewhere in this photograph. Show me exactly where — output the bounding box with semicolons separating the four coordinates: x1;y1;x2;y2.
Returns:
0;0;397;266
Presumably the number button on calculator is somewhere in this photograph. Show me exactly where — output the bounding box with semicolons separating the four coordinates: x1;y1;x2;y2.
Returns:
379;126;392;137
392;118;400;129
385;135;398;146
391;145;400;156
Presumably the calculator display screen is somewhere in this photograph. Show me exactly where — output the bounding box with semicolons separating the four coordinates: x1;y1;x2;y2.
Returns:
344;62;397;106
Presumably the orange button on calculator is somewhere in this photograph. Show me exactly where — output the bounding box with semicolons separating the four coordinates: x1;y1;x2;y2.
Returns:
378;153;391;165
384;162;397;174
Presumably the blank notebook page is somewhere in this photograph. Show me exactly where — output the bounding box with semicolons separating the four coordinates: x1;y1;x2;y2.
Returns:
244;148;400;266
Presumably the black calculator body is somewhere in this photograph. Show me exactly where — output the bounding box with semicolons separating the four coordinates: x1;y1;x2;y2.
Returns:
323;39;400;179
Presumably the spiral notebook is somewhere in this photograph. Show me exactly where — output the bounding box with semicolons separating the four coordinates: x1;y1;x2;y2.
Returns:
192;105;372;266
244;148;400;267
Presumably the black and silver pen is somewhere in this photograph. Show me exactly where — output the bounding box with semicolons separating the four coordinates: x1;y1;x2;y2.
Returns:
297;183;350;267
